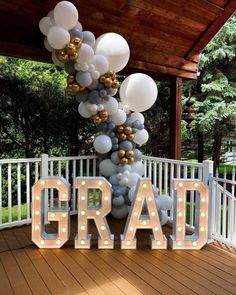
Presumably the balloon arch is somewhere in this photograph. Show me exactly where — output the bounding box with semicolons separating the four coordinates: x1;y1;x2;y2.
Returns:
39;1;172;221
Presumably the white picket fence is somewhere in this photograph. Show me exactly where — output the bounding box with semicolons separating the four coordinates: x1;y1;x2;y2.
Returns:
0;154;235;248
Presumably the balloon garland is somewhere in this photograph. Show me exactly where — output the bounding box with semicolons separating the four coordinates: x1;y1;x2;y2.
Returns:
39;1;172;221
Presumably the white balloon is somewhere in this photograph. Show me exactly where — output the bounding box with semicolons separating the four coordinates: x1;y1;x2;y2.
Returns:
133;129;149;145
103;97;118;115
119;177;129;187
160;210;169;226
94;33;130;72
39;17;54;35
94;135;112;154
156;196;173;211
54;1;78;30
44;38;53;52
111;205;128;219
120;73;158;112
47;26;70;50
127;172;140;188
87;104;98;112
130;112;145;124
131;161;145;176
51;51;64;67
92;55;109;75
78;101;92;118
111;110;127;126
99;159;117;177
128;186;136;202
77;44;94;63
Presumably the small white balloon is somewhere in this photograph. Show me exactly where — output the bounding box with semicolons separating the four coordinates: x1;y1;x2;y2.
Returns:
130;112;145;124
99;159;117;177
94;33;130;72
77;44;94;63
54;1;78;30
39;17;54;35
89;64;95;72
127;172;140;188
117;173;123;180
88;104;98;112
133;129;149;145
103;97;119;115
74;62;81;71
94;135;112;154
120;73;158;112
91;70;100;79
119;177;129;187
80;63;89;72
78;101;92;118
92;55;109;75
111;109;127;126
47;26;70;50
131;161;145;176
111;205;128;219
97;104;104;111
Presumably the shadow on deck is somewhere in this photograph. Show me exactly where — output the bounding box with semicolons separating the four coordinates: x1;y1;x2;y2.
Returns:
0;215;236;295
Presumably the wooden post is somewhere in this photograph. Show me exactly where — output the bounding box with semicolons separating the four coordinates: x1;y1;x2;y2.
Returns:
170;76;182;160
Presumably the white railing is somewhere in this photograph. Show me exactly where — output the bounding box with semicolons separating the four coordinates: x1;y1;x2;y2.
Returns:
210;170;236;248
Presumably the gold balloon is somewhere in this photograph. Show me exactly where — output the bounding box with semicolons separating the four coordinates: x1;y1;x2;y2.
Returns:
94;118;102;124
126;150;134;159
69;52;78;61
119;133;127;141
66;84;73;93
127;134;135;141
99;76;106;83
79;86;85;92
104;78;113;87
99;111;108;118
65;43;76;55
67;75;75;83
112;80;120;89
124;126;132;135
71;83;80;92
71;37;82;49
128;157;135;164
101;116;108;123
120;157;129;165
118;150;126;158
117;126;124;133
57;50;68;61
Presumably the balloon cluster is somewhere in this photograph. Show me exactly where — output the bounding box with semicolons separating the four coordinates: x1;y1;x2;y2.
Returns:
39;1;172;221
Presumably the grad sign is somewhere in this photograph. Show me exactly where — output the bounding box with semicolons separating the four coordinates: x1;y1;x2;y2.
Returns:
32;177;209;250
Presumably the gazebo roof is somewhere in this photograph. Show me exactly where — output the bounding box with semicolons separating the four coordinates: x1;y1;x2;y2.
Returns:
0;0;236;80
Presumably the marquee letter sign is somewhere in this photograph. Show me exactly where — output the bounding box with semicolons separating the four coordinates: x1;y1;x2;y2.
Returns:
32;177;71;248
170;179;209;250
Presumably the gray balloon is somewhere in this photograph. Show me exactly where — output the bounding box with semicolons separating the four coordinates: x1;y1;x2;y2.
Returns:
97;83;104;90
107;131;115;138
109;174;119;185
124;194;131;206
133;149;142;161
108;123;115;130
100;89;107;98
113;189;121;197
138;123;144;130
97;123;108;132
113;195;125;207
75;90;89;102
88;90;102;104
76;71;92;87
112;144;119;151
112;137;119;144
106;87;117;96
119;140;133;151
65;61;76;74
119;186;128;195
133;120;140;128
124;119;132;127
111;151;120;165
117;164;131;173
69;28;83;40
82;31;96;47
88;79;99;90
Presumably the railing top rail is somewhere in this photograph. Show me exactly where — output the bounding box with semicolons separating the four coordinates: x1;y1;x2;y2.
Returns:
142;155;203;168
212;176;236;185
0;158;41;164
48;155;98;161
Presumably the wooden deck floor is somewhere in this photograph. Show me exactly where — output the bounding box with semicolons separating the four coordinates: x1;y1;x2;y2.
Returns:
0;216;235;295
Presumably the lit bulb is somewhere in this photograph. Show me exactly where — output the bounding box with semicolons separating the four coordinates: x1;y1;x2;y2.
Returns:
200;226;205;232
154;226;159;231
177;241;181;246
143;183;147;188
156;240;161;245
98;181;102;186
62;213;66;218
81;240;85;245
126;240;131;245
104;196;109;201
148;197;152;202
40;240;45;245
40;181;45;186
81;225;85;230
178;183;183;187
101;225;105;231
177;227;182;232
81;181;86;185
178;197;183;202
137;197;142;201
35;225;40;230
51;213;55;218
151;211;155;216
202;198;206;203
81;211;86;215
35;210;40;216
35;195;40;200
194;183;198;188
62;227;66;232
200;212;205;217
133;211;138;216
96;211;100;216
104;240;109;245
129;226;134;231
56;239;61;245
178;211;182;217
193;241;197;246
81;196;86;200
142;220;147;225
62;193;67;199
57;181;62;185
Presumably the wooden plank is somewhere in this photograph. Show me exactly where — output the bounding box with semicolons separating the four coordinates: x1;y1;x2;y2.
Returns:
2;228;22;250
81;250;143;295
53;249;105;295
208;0;229;7
25;247;68;294
0;231;10;252
40;249;87;295
66;249;125;295
0;259;14;295
121;250;198;295
170;76;182;159
0;251;32;295
96;250;160;295
186;0;236;61
13;249;50;295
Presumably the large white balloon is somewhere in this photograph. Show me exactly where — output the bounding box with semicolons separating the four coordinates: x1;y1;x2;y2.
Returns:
78;101;92;118
111;110;127;126
77;44;94;63
120;73;158;112
94;135;112;154
156;195;173;211
130;112;145;124
128;186;136;202
103;97;118;115
111;205;128;219
92;55;109;75
99;159;117;177
47;26;70;49
133;129;149;145
54;1;78;30
39;17;54;35
131;161;145;176
127;172;140;188
94;33;130;72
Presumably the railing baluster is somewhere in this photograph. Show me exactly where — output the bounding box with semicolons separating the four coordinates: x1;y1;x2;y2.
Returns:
231;170;235;244
93;158;96;176
72;160;76;212
35;162;39;182
17;163;21;222
50;161;54;208
177;164;181;178
58;160;62;176
190;166;195;227
144;159;147;177
26;162;30;219
8;164;12;223
80;159;83;176
66;160;69;181
86;159;90;176
153;161;157;187
148;160;152;180
222;170;227;239
158;162;162;195
0;165;2;225
170;163;174;220
164;162;168;195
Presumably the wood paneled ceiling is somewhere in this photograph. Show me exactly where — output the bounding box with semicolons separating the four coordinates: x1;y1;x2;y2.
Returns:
0;0;236;81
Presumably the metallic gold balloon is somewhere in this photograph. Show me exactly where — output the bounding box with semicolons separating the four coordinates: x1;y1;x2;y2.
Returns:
99;111;108;118
118;150;126;158
104;78;113;87
112;80;120;89
128;157;135;164
127;134;135;141
71;83;80;92
67;75;75;83
119;133;127;141
66;84;73;92
99;76;106;83
101;116;108;123
126;150;134;159
65;43;76;55
71;37;82;49
120;157;129;165
94;118;102;124
117;126;124;133
69;52;78;61
79;86;85;92
57;50;68;61
124;126;132;135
